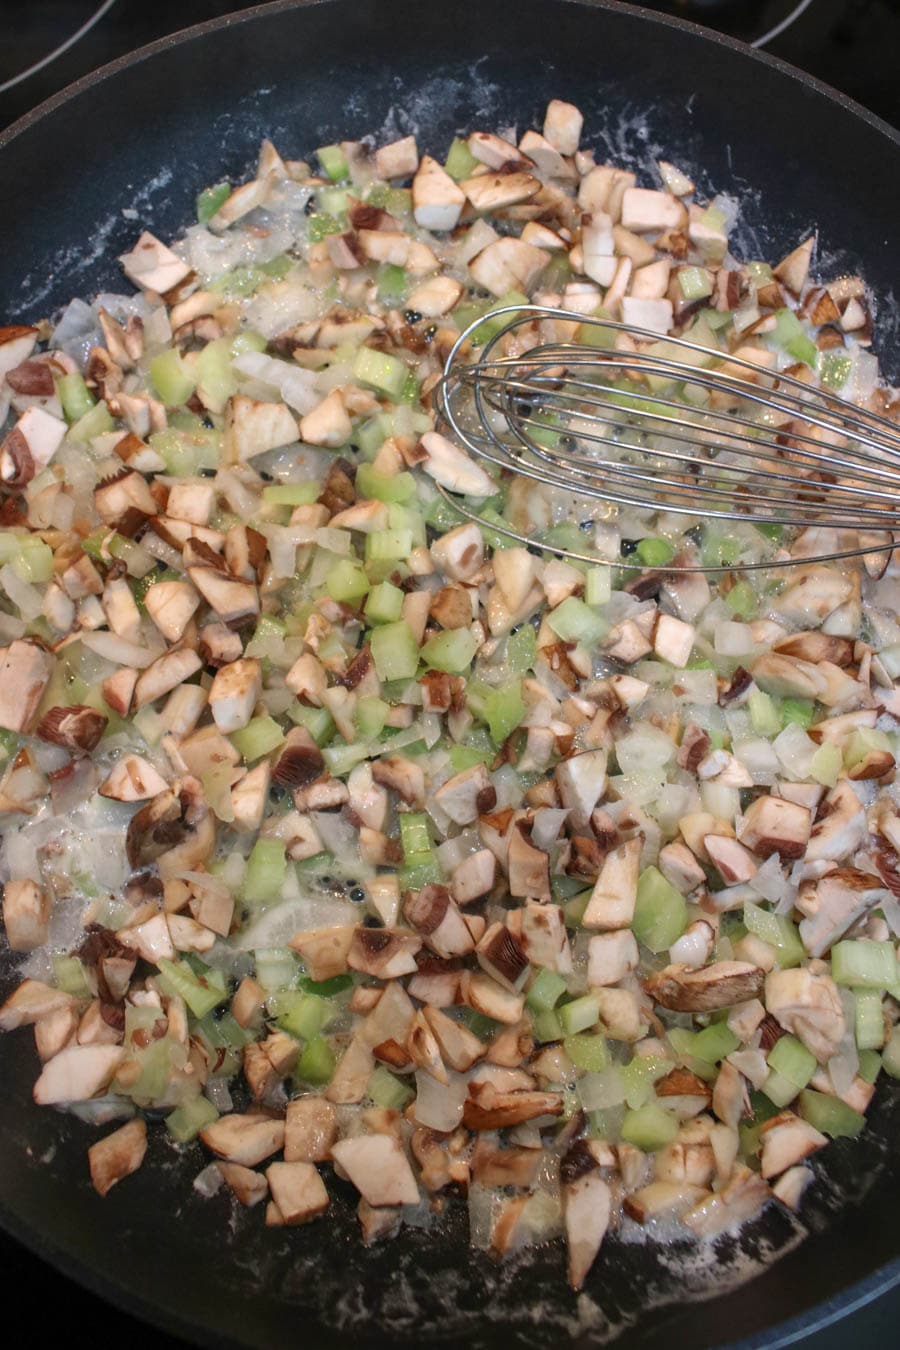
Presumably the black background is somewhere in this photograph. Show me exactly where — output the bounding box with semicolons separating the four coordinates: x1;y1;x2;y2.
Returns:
0;1;897;1346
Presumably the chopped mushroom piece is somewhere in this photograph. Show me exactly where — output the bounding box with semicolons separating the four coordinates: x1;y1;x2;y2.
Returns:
34;1044;126;1105
759;1112;827;1180
218;1162;268;1207
330;1135;419;1207
2;878;50;952
646;962;765;1012
265;1161;329;1225
88;1118;148;1197
582;836;642;929
0;640;54;734
199;1114;286;1166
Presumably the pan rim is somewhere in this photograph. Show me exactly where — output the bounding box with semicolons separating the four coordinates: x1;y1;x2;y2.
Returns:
0;0;897;157
0;0;898;1345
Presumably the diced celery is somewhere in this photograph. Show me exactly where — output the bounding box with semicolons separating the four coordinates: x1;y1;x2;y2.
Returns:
368;1065;414;1109
810;742;842;787
545;596;607;646
399;811;431;861
585;567;612;608
194;336;237;411
52;954;91;998
818;349;853;391
633;867;687;953
483;680;526;746
857;1048;882;1083
299;973;353;997
759;1068;798;1109
149;425;220;475
749;690;782;738
855;990;885;1051
353;346;409;399
558;994;602;1036
243;614;288;660
307;214;342;242
448;743;492;772
636;537;674;567
356;695;388;738
244;838;287;905
157;958;227;1019
316;144;349;181
767;1033;817;1089
726;581;757;620
57;371;95;423
771;307;817;368
11;540;53;584
376;263;408;303
798;1088;865;1139
322;741;370;776
326;559;370;604
288;703;335;745
365;580;404;625
621;1102;679;1151
230;715;285;763
196;180;230;223
701;532;741;567
532;1009;564;1043
506;622;537;674
678;266;713;302
355;463;416;504
882;1026;900;1079
166;1094;219;1143
397;857;442;890
67;400;114;443
230;329;267;356
844;726;892;771
445;137;479;180
526;969;568;1012
743;902;805;968
746;260;773;284
565;1034;609;1073
420;628;477;673
150;347;196;407
832;939;898;990
563;892;591;929
370;620;419;681
692;1022;739;1063
276;991;330;1041
622;1055;670;1109
254;946;298;992
365;528;413;564
296;1037;336;1085
782;698;815;729
262;482;321;506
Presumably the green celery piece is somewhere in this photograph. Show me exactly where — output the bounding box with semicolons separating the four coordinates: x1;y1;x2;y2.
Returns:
397;857;443;890
691;1022;739;1063
532;1009;564;1043
364;580;404;625
355;463;416;503
767;1033;817;1088
558;994;601;1036
782;698;815;729
636;537;674;567
483;679;525;745
726;581;757;620
546;596;607;646
196;181;231;224
277;991;330;1041
399;811;431;861
420;628;478;673
52;955;91;998
526;969;568;1013
355;695;388;738
377;263;407;303
307;214;342;243
621;1103;678;1151
156;958;226;1019
298;973;354;997
445;137;479;180
326;559;370;604
368;1065;414;1109
67;400;114;443
296;1037;336;1085
798;1088;865;1139
353;346;409;399
244;838;287;905
743;903;805;968
316;144;349;181
262;482;321;506
565;1034;608;1072
166;1095;219;1143
506;623;537;674
632;867;687;953
230;715;285;763
370;620;419;681
57;372;95;423
832;939;898;989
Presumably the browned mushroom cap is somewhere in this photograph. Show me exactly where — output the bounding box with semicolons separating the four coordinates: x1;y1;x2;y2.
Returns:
87;1118;148;1196
507;821;551;901
271;727;325;788
645;961;765;1012
346;927;422;979
462;1082;563;1129
772;631;854;667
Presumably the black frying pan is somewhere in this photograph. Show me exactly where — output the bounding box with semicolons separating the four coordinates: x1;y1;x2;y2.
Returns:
1;1;899;1345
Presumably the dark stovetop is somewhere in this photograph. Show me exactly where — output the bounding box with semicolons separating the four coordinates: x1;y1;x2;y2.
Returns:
0;2;898;1348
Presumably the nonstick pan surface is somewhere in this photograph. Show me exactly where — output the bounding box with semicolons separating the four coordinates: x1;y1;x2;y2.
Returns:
0;2;898;1346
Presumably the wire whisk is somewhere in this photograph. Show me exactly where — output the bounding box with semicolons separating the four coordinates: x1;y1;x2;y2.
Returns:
433;305;900;572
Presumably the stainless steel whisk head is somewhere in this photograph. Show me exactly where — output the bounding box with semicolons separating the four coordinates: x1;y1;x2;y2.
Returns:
433;304;900;572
